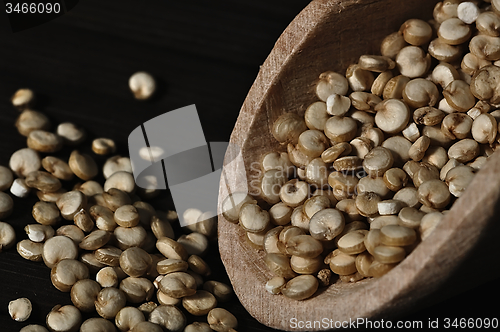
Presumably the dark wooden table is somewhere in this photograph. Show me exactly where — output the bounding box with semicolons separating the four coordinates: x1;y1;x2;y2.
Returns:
0;1;498;331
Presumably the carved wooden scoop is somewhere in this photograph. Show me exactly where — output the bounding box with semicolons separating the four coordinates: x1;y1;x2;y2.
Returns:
217;0;500;330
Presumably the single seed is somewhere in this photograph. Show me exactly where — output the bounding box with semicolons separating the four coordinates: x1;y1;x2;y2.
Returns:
470;65;500;104
68;150;98;181
428;38;463;63
115;306;145;332
25;170;61;193
346;64;374;91
443;80;476;113
383;75;410;99
203;280;233;303
304;101;329;131
9;148;41;178
129;71;156;100
272;112;308;145
265;276;286;295
337;229;368;255
16;239;43;261
316;71;349;101
119;277;154;303
402;78;439;108
445;165;476;197
27;130;63;153
326;94;351;116
158;272;197;298
80;318;116;332
42;235;78;268
15;110;50;136
398;207;426;229
380;224;417;247
328;249;357;275
373;245;406;264
182;290;217;316
0;192;14;219
321;142;351;163
51;259;89;292
103;156;133;179
260;169;287;204
374;99;410;134
95;287;127;319
92;138;116;155
207;308;238;332
324;115;358;143
8;297;32;322
46;305;82;332
104;171;136;193
57;122;86;146
358;55;396;72
79;229;111;251
70;279;101;312
438;17;472;45
281;275;319;301
395;46;431;78
381;31;407;59
471;113;497;144
177;232;209;256
264;253;297;279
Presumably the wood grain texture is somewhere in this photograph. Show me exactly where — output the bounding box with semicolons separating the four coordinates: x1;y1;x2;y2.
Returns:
218;0;500;330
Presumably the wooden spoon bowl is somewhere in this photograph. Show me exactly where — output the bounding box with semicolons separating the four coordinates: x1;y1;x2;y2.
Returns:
218;0;500;330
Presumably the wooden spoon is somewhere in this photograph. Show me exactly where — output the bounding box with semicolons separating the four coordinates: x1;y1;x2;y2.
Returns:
218;0;500;330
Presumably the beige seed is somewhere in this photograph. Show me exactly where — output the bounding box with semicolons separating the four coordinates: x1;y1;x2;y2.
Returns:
272;112;308;145
377;199;406;216
96;266;121;288
90;205;118;231
364;228;382;255
11;88;35;110
0;166;14;192
297;130;329;158
432;63;461;89
383;75;410;99
102;188;132;212
400;18;432;46
395;46;431;78
159;272;197;298
324;115;358;143
156;237;188;261
42;235;78;268
279;179;309;208
304;101;329;131
316;71;349;101
350;137;373;159
104;170;135;193
402;78;439;108
469;35;500;61
130;322;163;332
68;150;98;181
80;318;116;332
264;253;297;279
260;169;287;204
420;212;445;240
281;275;319;301
383;168;408;191
115;307;145;332
95;287;127;319
328;249;357;275
373;245;406;264
462;52;492;76
57;122;86;146
357;176;391;199
438;17;472;45
393;187;421;209
120;247;152;277
346;64;374;92
422;145;449;169
15;110;50;136
207;308;238;332
471;113;497;144
401;122;420;143
476;11;500;37
9;148;41;178
326;94;351;116
369;260;397;277
333;156;362;172
120;277;154;303
443;80;476;112
265;276;286;295
447;139;479;163
16;239;43;262
182;290;217;316
428;38;463;63
337;230;368;255
374;99;410;134
50;259;89;292
408;135;431;161
321;142;351;163
381;31;407;58
445;165;476;197
413;106;445;126
305;158;329;189
398;206;426;229
371;71;393;96
8;297;32;322
27;130;63;153
69;279;101;313
46;305;82;332
470;65;500;104
103;156;132;179
309;208;345;241
355;252;374;277
413;162;440;188
362;146;394;177
79;229;111;250
203;280;233;303
25;224;54;243
358;55;395;72
380;224;417;247
94;246;122;267
92;138;116;155
25;170;61;193
261;151;294;177
417;179;451;209
0;192;14;220
381;136;412;167
355;192;382;218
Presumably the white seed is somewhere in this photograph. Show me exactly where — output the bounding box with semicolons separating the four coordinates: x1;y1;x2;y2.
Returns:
46;305;82;332
350;137;373;159
462;53;492;77
438;17;472;45
95;287;127;319
90;205;118;231
103;156;133;179
360;123;385;147
115;307;145;332
457;2;480;24
96;266;121;288
362;146;394;177
432;63;461;89
10;178;31;198
433;1;459;23
104;171;136;193
20;325;49;332
9;148;41;178
25;224;54;243
42;235;79;268
403;78;439;108
326;94;351;116
11;88;35;110
402;122;420;143
445;165;476;197
51;259;89;292
398;206;426;229
378;199;406;215
381;135;412;167
471;113;497;144
315;71;349;101
409;135;431;161
8;297;32;322
346;64;374;91
395;46;431;78
374;99;410;134
156;237;188;261
324;115;358;143
304;101;329;131
400;19;433;46
447;139;479;162
428;38;463;63
129;71;156;100
420;211;444;240
393;187;421;209
57;122;86;146
261;152;294;178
